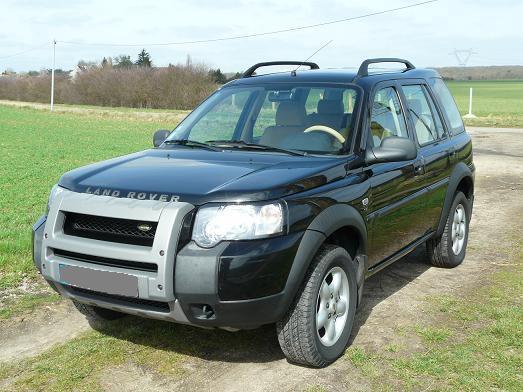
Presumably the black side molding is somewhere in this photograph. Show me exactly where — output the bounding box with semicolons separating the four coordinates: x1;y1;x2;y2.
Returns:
242;61;320;78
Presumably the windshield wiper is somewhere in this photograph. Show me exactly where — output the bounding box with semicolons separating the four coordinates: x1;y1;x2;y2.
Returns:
206;140;308;156
163;139;220;151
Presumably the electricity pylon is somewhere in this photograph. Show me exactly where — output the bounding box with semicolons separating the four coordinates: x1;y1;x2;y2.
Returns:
450;49;477;67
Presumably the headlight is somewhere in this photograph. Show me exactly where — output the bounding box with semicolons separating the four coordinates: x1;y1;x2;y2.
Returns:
46;184;64;213
192;202;286;248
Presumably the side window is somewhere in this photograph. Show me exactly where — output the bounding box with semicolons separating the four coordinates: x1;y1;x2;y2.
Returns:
429;78;465;134
370;87;408;147
190;90;251;142
305;88;324;115
401;84;445;145
425;87;446;139
342;89;358;114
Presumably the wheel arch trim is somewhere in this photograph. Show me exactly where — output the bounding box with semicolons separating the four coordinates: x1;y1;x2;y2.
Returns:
282;204;368;311
437;162;474;236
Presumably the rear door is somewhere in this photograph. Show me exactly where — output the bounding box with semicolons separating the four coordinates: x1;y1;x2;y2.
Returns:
399;81;453;231
365;82;427;266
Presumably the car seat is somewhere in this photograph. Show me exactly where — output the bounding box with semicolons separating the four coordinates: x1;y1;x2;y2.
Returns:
260;101;306;147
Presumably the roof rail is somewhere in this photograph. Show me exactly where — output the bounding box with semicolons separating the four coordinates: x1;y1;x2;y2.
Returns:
242;61;319;78
356;58;415;78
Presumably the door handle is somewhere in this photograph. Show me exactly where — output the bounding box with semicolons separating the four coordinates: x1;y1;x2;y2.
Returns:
413;158;425;176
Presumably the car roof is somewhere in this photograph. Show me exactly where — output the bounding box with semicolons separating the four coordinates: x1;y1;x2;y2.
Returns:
224;67;441;90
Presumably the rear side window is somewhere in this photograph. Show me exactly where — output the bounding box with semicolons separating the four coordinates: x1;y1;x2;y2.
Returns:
401;84;445;145
429;78;464;134
369;87;408;147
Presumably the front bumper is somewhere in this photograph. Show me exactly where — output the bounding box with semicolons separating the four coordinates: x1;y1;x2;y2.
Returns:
33;189;307;329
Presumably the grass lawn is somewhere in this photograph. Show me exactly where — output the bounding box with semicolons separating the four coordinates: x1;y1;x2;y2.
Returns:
0;104;180;292
345;252;523;391
446;80;523;127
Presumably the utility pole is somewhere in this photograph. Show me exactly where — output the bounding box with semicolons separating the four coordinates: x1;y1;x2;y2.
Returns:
50;39;56;111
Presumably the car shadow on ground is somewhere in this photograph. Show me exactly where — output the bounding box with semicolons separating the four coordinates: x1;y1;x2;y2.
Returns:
349;247;432;343
91;247;432;364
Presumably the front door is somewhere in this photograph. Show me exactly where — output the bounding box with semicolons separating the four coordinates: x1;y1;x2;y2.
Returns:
365;83;427;266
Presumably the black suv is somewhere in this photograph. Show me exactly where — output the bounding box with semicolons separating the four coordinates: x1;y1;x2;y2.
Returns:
33;58;474;367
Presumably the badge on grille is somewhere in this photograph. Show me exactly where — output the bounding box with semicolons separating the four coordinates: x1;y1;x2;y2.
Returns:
137;223;153;232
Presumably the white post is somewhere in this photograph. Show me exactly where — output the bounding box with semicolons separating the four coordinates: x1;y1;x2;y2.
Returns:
463;87;477;119
468;87;473;115
50;40;56;112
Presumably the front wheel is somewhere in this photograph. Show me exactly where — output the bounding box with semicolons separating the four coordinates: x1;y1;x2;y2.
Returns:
427;191;471;268
276;245;357;367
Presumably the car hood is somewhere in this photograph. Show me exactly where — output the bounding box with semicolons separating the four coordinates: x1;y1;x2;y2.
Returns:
59;148;352;205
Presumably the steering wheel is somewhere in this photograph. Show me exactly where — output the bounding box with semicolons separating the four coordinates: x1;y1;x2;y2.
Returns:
304;125;346;144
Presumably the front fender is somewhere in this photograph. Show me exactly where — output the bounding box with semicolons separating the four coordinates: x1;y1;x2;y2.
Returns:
282;204;368;310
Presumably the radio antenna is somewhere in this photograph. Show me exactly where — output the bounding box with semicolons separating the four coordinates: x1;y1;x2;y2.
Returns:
292;39;333;75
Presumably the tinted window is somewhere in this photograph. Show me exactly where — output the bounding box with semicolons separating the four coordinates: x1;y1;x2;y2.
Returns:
370;87;408;147
429;78;464;134
402;84;445;145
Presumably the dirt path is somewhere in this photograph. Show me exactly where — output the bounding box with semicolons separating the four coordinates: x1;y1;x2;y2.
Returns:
1;127;522;391
0;300;90;362
0;100;189;122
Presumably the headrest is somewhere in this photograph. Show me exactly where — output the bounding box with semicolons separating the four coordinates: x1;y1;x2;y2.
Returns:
276;101;306;126
317;99;344;115
407;99;422;115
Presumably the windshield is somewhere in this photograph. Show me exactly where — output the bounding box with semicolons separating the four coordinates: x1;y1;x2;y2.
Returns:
166;84;360;155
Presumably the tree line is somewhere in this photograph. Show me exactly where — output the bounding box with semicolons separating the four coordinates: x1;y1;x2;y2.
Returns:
0;50;240;110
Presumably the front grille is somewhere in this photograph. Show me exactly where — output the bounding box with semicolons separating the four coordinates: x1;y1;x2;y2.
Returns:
53;248;158;272
63;212;157;246
68;286;171;312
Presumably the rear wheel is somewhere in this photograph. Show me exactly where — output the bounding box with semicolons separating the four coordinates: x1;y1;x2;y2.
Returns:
276;245;357;367
427;191;470;268
72;300;126;321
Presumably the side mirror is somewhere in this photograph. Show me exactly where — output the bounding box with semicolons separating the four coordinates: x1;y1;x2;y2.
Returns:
366;136;417;164
153;129;171;147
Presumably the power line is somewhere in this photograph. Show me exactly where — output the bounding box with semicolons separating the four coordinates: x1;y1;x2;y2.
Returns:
57;0;438;47
0;42;49;60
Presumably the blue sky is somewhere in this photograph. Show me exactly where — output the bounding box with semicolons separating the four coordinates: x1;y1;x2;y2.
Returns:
1;0;521;72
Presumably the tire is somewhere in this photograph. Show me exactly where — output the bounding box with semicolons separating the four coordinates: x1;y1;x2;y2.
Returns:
427;191;470;268
276;245;357;367
72;300;126;321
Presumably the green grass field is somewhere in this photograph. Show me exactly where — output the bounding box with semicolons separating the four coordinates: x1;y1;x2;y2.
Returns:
0;105;178;291
447;80;523;127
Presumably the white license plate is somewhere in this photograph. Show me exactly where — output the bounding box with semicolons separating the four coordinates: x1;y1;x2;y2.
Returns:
59;264;138;297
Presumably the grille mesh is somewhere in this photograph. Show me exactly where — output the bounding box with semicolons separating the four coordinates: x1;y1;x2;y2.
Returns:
63;212;157;246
